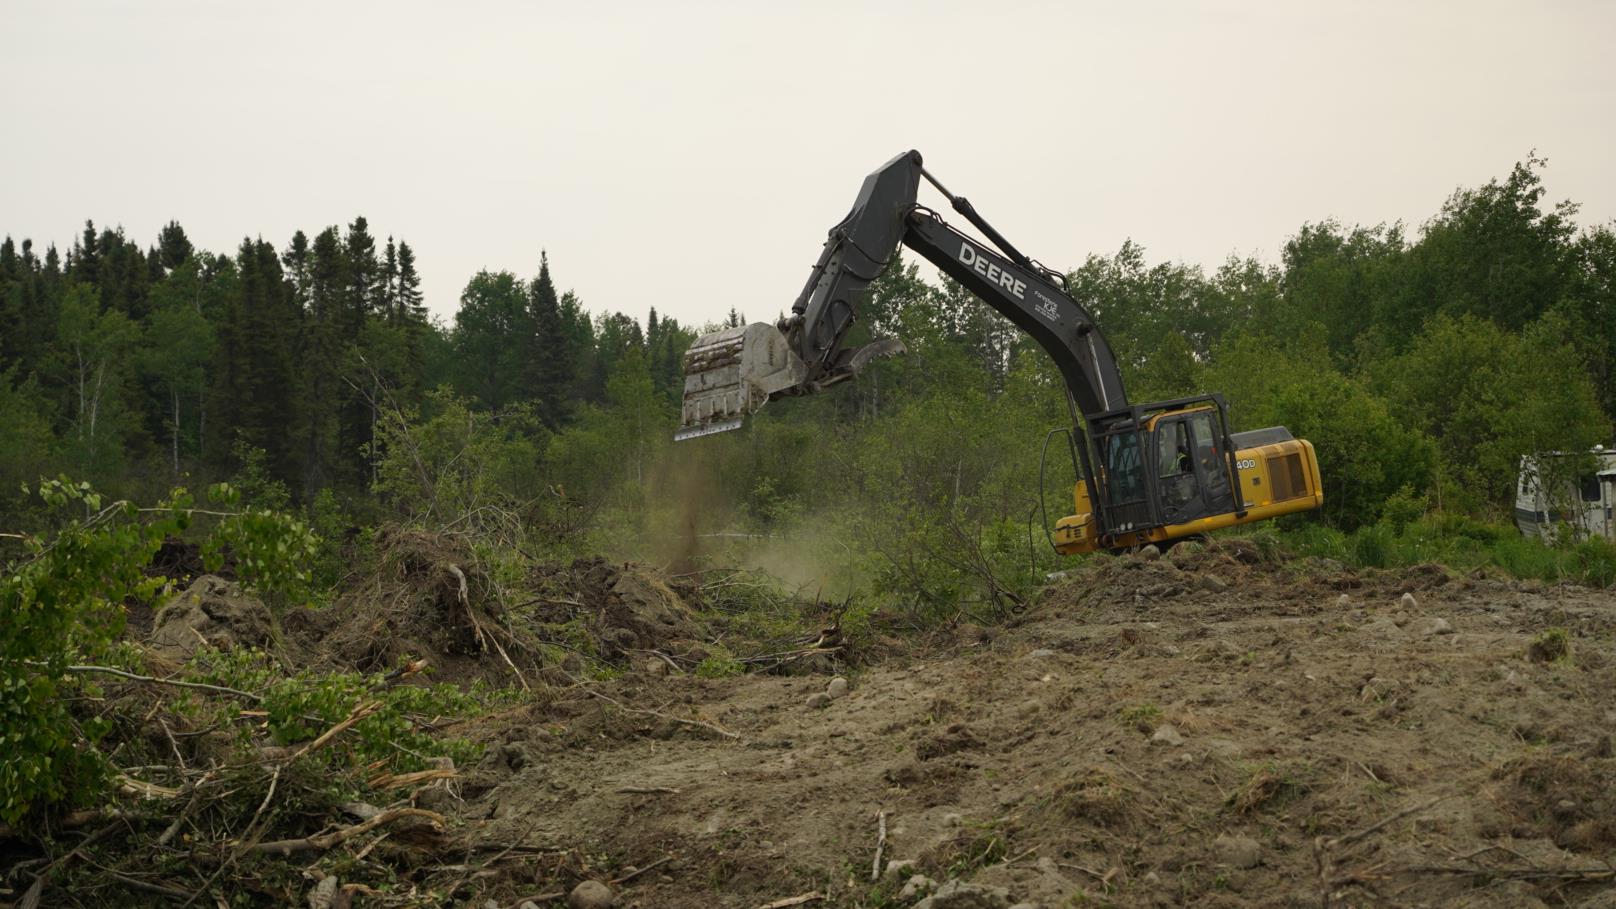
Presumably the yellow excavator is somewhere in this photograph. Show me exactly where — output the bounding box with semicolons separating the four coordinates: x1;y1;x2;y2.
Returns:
676;150;1322;554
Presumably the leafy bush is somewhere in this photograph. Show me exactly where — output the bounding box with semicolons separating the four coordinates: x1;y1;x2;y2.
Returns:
0;480;343;823
1;480;187;823
188;648;481;772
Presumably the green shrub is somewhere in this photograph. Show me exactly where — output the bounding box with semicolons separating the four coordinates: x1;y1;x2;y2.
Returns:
1;480;340;823
1;480;187;824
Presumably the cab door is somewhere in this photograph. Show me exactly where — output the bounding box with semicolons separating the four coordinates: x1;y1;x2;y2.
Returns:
1152;411;1238;526
1187;411;1236;517
1153;416;1201;525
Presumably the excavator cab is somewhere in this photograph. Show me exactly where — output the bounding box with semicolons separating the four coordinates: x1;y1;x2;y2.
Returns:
1051;397;1322;555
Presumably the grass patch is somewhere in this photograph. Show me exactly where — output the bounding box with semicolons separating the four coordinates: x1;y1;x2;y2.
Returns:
1237;514;1616;588
1527;627;1572;664
1117;702;1162;732
1227;762;1311;815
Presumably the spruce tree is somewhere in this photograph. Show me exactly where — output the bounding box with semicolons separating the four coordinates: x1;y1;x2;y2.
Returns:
339;218;378;487
297;227;347;495
216;239;299;482
157;221;192;271
525;251;571;427
396;241;424;321
395;240;427;396
380;238;399;323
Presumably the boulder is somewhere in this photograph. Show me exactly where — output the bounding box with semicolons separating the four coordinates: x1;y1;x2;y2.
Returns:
148;575;273;660
1212;834;1262;869
567;879;614;909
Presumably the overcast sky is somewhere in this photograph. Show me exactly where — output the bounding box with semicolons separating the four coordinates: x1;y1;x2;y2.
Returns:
2;1;1612;329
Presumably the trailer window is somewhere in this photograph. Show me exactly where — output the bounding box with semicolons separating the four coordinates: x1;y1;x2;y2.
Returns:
1581;475;1601;502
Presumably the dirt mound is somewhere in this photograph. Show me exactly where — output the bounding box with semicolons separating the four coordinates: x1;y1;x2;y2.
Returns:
435;545;1616;909
277;531;714;686
147;574;274;661
287;527;536;685
527;557;708;664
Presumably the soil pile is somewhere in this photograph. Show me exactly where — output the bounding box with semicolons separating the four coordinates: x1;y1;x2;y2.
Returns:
444;541;1616;908
147;574;275;661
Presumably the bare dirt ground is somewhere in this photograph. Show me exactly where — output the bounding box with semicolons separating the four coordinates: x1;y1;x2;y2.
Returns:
448;543;1616;909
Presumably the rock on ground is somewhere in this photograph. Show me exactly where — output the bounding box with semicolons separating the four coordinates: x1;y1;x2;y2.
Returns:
307;876;338;909
1151;724;1185;746
148;575;273;661
567;879;614;909
1213;834;1262;869
1422;617;1455;636
881;858;918;881
827;676;849;699
899;874;938;901
914;880;1012;909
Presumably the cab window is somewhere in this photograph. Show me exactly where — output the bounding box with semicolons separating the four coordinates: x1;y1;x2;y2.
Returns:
1157;420;1190;477
1189;412;1219;470
1105;432;1144;502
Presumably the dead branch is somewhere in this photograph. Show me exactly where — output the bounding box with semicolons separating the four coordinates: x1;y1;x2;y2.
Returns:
370;768;457;789
30;662;263;702
870;808;887;882
616;786;680;794
1326;795;1450;850
246;807;444;856
1314;795;1452;908
105;871;191;899
282;701;382;765
613;856;674;885
757;893;824;909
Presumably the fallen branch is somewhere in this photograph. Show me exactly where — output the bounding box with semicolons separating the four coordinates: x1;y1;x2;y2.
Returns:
613;856;674;885
247;807;444;856
1314;795;1452;908
370;768;458;789
616;786;680;795
1326;795;1450;850
757;893;824;909
1058;861;1113;882
30;662;263;702
282;701;382;765
870;808;887;882
116;773;184;800
107;871;190;899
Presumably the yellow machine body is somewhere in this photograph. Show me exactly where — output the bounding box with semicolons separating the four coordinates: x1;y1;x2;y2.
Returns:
1051;409;1323;555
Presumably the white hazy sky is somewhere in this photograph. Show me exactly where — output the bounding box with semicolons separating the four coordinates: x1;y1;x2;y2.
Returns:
2;1;1612;329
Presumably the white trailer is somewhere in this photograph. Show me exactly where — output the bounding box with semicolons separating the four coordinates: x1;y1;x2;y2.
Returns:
1516;447;1616;542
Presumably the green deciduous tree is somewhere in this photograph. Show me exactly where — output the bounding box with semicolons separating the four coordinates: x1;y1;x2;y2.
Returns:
1207;330;1436;528
140;264;216;477
1369;313;1606;512
55;284;138;477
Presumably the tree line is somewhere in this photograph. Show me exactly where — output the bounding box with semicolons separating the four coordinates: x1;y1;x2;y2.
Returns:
0;218;701;525
2;155;1613;558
